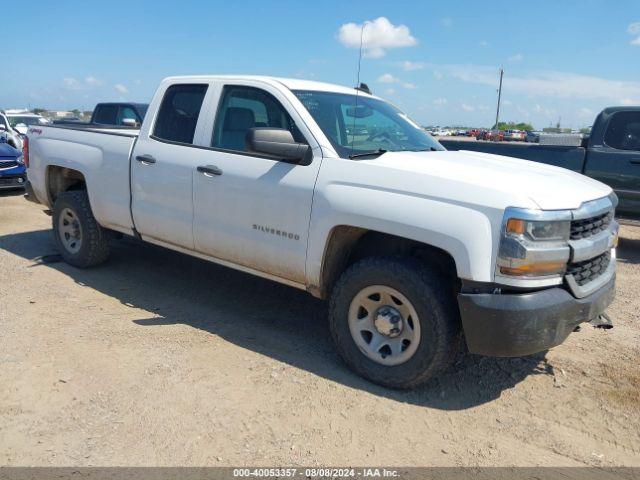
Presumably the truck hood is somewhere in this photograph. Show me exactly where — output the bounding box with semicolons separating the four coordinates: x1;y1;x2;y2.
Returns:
361;149;611;210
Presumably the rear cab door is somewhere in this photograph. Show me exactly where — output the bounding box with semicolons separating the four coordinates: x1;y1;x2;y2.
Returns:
585;109;640;216
130;80;213;249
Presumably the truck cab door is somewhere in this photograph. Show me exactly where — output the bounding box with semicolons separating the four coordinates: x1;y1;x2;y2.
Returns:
131;83;210;249
586;110;640;217
192;83;322;285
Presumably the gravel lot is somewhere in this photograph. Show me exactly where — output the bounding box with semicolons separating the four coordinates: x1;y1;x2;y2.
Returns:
1;191;639;467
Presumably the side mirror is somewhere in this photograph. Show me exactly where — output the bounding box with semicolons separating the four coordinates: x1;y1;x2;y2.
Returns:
245;127;310;164
121;118;138;127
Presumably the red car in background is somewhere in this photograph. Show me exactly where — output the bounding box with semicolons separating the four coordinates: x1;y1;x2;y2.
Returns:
475;130;504;141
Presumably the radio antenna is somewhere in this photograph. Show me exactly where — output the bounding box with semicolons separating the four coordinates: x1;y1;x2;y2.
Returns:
350;21;367;158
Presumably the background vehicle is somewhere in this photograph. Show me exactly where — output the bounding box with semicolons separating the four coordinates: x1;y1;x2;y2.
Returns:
6;113;49;135
0;138;26;189
54;102;149;127
477;130;504;141
24;75;618;389
0;112;24;149
503;129;525;141
442;106;640;219
525;130;541;143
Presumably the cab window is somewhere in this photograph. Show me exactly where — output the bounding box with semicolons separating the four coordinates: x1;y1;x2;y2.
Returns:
604;111;640;151
93;105;118;125
212;86;304;152
117;106;139;125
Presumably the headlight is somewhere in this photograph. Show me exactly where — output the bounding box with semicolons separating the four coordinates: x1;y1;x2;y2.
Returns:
16;154;24;165
496;208;571;283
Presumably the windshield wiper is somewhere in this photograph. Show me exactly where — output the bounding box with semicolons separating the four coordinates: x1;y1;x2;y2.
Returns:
348;149;388;159
407;147;439;152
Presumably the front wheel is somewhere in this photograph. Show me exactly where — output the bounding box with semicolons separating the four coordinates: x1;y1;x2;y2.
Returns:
329;257;462;389
52;190;110;268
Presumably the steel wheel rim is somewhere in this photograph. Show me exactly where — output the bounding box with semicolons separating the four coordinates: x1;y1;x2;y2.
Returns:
58;207;82;254
348;285;421;366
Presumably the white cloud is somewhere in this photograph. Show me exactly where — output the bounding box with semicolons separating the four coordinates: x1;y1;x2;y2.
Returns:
114;84;129;94
337;17;417;58
385;88;396;95
433;98;447;106
400;60;424;71
479;40;489;48
63;77;81;90
461;103;475;112
629;22;640;45
85;76;103;87
377;73;416;89
502;99;513;106
432;63;640;103
508;53;524;63
378;73;398;83
440;18;452;28
533;104;555;117
433;70;443;80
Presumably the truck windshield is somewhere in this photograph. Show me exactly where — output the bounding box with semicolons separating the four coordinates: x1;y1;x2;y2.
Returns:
293;90;444;158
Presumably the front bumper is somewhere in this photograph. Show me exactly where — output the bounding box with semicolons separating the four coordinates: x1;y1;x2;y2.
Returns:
0;173;26;189
458;273;615;357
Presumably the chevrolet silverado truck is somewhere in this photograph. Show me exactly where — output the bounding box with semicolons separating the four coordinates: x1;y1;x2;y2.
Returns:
442;106;640;220
23;76;618;388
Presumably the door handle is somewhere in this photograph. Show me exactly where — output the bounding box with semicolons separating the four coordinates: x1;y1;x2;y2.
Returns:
630;159;640;165
136;154;156;164
197;165;223;176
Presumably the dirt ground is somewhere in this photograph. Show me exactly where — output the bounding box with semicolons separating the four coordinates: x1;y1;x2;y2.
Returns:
1;191;639;467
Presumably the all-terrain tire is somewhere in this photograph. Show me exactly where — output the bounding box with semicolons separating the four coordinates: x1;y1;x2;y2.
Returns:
329;256;462;389
52;190;110;268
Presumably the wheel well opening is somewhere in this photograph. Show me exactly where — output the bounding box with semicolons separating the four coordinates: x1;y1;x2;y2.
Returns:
47;166;87;204
319;227;458;299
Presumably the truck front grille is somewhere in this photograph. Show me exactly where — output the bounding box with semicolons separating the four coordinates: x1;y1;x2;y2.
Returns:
570;211;613;240
567;251;611;286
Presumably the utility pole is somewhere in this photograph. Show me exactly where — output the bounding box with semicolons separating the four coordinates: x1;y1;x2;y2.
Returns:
494;67;504;130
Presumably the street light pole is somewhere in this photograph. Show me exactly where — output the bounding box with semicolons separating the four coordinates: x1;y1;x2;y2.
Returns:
494;67;504;130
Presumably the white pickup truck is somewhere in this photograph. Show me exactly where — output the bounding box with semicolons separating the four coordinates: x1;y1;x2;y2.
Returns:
24;75;618;388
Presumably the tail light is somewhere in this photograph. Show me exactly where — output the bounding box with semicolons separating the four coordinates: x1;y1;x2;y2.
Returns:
22;136;29;168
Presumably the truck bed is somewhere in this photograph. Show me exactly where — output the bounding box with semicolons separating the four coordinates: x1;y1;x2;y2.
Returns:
27;124;139;233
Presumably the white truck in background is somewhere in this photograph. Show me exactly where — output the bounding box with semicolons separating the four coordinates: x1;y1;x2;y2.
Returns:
24;75;618;388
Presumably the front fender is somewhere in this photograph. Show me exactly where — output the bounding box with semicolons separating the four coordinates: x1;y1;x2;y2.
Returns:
306;181;501;290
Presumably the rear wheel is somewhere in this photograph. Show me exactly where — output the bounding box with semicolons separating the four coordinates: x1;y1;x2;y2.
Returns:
52;190;110;268
329;257;461;389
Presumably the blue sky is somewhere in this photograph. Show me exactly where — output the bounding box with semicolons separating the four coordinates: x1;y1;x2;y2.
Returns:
3;0;640;128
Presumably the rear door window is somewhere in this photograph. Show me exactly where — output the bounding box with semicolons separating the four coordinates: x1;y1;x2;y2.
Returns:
93;105;118;124
604;111;640;151
153;84;208;144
